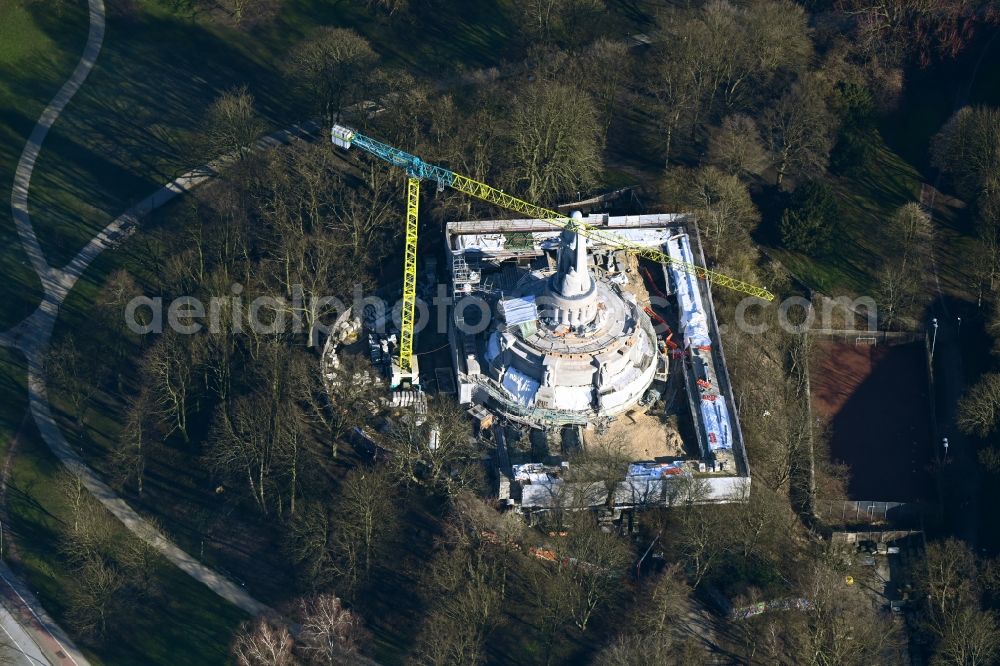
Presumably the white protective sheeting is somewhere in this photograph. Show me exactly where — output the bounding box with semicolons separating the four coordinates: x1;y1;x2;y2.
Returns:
485;331;501;363
636;325;654;357
614;478;666;506
599;360;654;411
608;228;671;247
600;387;638;412
627;462;686;479
501;295;538;326
612;364;644;393
521;479;564;508
502;366;539;407
456;233;505;252
521;480;606;508
535;231;563;250
551;384;594;411
663;232;735;453
664;234;712;348
512;463;547;482
701;399;733;450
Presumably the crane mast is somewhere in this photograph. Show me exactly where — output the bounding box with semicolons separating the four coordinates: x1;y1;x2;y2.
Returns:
331;125;775;384
402;176;419;378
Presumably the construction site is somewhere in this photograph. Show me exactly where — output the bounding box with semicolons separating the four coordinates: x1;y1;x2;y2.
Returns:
447;212;753;517
323;124;760;523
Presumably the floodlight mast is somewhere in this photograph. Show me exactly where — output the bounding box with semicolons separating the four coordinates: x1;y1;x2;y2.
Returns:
331;125;776;382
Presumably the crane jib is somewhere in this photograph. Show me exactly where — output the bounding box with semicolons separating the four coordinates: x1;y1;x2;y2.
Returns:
330;124;776;302
333;126;456;187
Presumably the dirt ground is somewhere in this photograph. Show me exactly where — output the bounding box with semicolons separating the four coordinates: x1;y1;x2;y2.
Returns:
810;340;933;502
586;408;684;461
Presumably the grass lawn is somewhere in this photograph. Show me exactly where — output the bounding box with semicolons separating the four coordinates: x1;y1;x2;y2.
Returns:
25;0;531;620
0;0;88;329
24;0;525;269
882;29;1000;172
0;349;28;463
0;0;530;330
760;133;922;297
763;30;1000;305
0;349;248;665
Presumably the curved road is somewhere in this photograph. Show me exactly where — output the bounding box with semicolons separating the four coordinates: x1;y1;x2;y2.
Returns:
10;0;104;292
0;0;324;640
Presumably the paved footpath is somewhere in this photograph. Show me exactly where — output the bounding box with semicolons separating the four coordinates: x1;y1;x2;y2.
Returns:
0;562;86;666
0;605;47;665
1;0;325;647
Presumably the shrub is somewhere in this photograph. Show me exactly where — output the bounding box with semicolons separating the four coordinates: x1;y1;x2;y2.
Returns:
779;180;839;255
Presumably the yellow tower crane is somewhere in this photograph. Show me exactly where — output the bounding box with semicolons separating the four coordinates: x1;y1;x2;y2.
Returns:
331;125;775;385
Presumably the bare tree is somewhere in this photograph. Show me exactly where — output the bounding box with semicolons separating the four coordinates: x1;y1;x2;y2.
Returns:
559;512;632;630
285;501;335;588
647;33;702;168
329;466;399;592
411;527;507;666
932;106;1000;201
906;538;1000;664
506;81;603;203
145;332;196;443
206;392;279;513
730;482;792;562
707;114;769;179
662;166;760;260
295;594;370;665
872;202;935;329
66;559;125;639
286;28;378;124
514;0;604;42
218;0;282;26
836;0;1000;68
47;334;103;427
254;143;392;345
326;185;396;291
365;0;408;17
891;203;934;267
671;500;729;589
383;396;482;497
875;259;917;331
205;338;319;517
57;471;118;564
196;270;241;405
57;470;160;640
109;387;151;494
527;556;578;663
204;85;266;161
933;606;1000;666
578;38;631;140
651;0;811;167
97;269;141;392
232;617;295;666
957;373;1000;437
762;76;837;188
972;197;1000;298
635;563;692;635
988;304;1000;357
595;633;707;666
918;539;981;622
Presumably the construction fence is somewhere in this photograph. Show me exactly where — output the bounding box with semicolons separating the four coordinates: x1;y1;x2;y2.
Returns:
808;329;924;347
816;499;925;525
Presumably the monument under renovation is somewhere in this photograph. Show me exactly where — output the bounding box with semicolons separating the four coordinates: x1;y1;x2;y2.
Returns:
445;211;751;513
